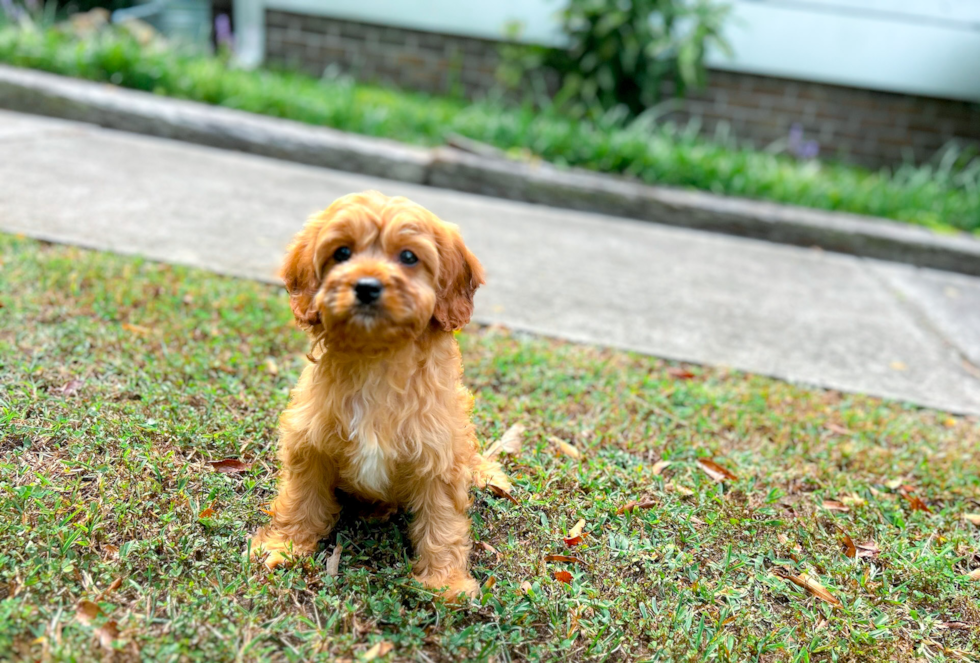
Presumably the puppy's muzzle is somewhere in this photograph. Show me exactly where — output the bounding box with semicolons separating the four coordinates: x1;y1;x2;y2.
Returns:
354;277;383;305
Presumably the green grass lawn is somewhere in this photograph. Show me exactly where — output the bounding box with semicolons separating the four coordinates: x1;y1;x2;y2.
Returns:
1;21;979;235
2;233;979;662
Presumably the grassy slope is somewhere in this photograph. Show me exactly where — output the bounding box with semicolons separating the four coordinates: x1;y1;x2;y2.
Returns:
0;23;979;235
1;234;979;662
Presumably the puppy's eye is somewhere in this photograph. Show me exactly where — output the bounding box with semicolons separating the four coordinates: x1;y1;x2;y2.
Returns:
399;250;419;266
333;246;352;262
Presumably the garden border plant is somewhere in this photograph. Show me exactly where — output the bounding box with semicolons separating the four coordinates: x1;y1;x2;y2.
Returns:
0;16;978;235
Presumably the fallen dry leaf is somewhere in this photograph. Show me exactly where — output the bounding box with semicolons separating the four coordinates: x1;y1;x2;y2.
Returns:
963;514;980;526
836;527;878;560
697;458;737;482
617;499;657;514
60;379;84;396
95;620;120;651
483;423;525;460
824;423;852;436
563;520;587;546
472;453;513;497
483;576;496;590
567;606;581;638
489;483;519;505
898;487;932;513
651;460;672;476
208;459;251;474
76;601;120;651
122;322;151;336
552;570;573;584
773;568;841;607
520;581;533;594
485;467;514;492
75;600;101;626
968;569;980;581
92;578;123;604
198;507;215;519
362;641;394;661
667;367;696;380
822;500;850;513
667;482;695;497
264;358;279;375
326;544;342;577
477;541;500;558
853;540;880;559
544;554;587;565
938;621;971;631
550;436;582;460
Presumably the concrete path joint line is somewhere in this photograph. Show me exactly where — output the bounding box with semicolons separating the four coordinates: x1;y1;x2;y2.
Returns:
866;264;980;380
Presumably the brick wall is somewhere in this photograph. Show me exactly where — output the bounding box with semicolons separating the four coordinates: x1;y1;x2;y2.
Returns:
265;10;499;98
671;72;980;168
264;10;980;169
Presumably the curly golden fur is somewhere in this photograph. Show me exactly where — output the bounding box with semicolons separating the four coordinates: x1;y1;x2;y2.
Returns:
250;191;502;599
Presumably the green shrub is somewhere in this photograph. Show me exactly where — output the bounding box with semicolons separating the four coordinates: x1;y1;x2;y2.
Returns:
0;21;977;234
59;1;134;12
501;0;730;119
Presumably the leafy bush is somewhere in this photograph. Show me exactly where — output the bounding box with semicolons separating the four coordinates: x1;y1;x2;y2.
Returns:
0;21;977;233
59;0;134;12
501;0;730;119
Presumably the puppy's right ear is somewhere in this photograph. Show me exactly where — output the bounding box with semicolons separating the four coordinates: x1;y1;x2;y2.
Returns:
280;224;322;328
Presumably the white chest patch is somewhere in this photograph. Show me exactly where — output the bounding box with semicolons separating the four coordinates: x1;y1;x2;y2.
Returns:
353;432;389;493
348;401;389;494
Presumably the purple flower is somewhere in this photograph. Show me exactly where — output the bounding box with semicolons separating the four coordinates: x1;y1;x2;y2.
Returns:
215;13;233;50
788;123;820;160
1;0;25;21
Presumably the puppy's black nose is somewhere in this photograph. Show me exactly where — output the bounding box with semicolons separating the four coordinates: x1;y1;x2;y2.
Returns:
354;278;383;304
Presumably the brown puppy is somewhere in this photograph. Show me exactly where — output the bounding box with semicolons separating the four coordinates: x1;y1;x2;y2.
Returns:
250;191;503;599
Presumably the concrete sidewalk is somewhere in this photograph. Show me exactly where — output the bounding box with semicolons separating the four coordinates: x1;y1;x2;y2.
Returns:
2;109;979;414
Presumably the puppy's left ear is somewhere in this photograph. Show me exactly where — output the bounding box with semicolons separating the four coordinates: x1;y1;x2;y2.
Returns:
280;223;322;328
433;228;485;332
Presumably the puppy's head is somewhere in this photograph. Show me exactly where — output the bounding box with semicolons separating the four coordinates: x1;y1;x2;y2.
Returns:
282;191;484;352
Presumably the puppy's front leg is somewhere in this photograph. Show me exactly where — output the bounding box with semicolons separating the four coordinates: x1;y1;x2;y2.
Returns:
250;443;341;569
408;473;479;600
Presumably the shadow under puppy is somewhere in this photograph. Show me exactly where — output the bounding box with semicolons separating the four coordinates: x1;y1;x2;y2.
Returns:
251;190;507;599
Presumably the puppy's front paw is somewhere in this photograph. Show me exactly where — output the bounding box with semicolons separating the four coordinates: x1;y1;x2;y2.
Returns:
472;456;512;493
249;527;309;570
414;572;480;601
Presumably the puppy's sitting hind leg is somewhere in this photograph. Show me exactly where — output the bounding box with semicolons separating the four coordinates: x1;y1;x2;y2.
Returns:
408;472;480;600
250;445;341;569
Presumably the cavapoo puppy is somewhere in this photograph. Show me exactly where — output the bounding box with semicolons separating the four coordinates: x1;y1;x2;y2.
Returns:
250;191;506;599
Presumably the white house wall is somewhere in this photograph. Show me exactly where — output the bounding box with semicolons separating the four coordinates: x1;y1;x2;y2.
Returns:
249;0;980;101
